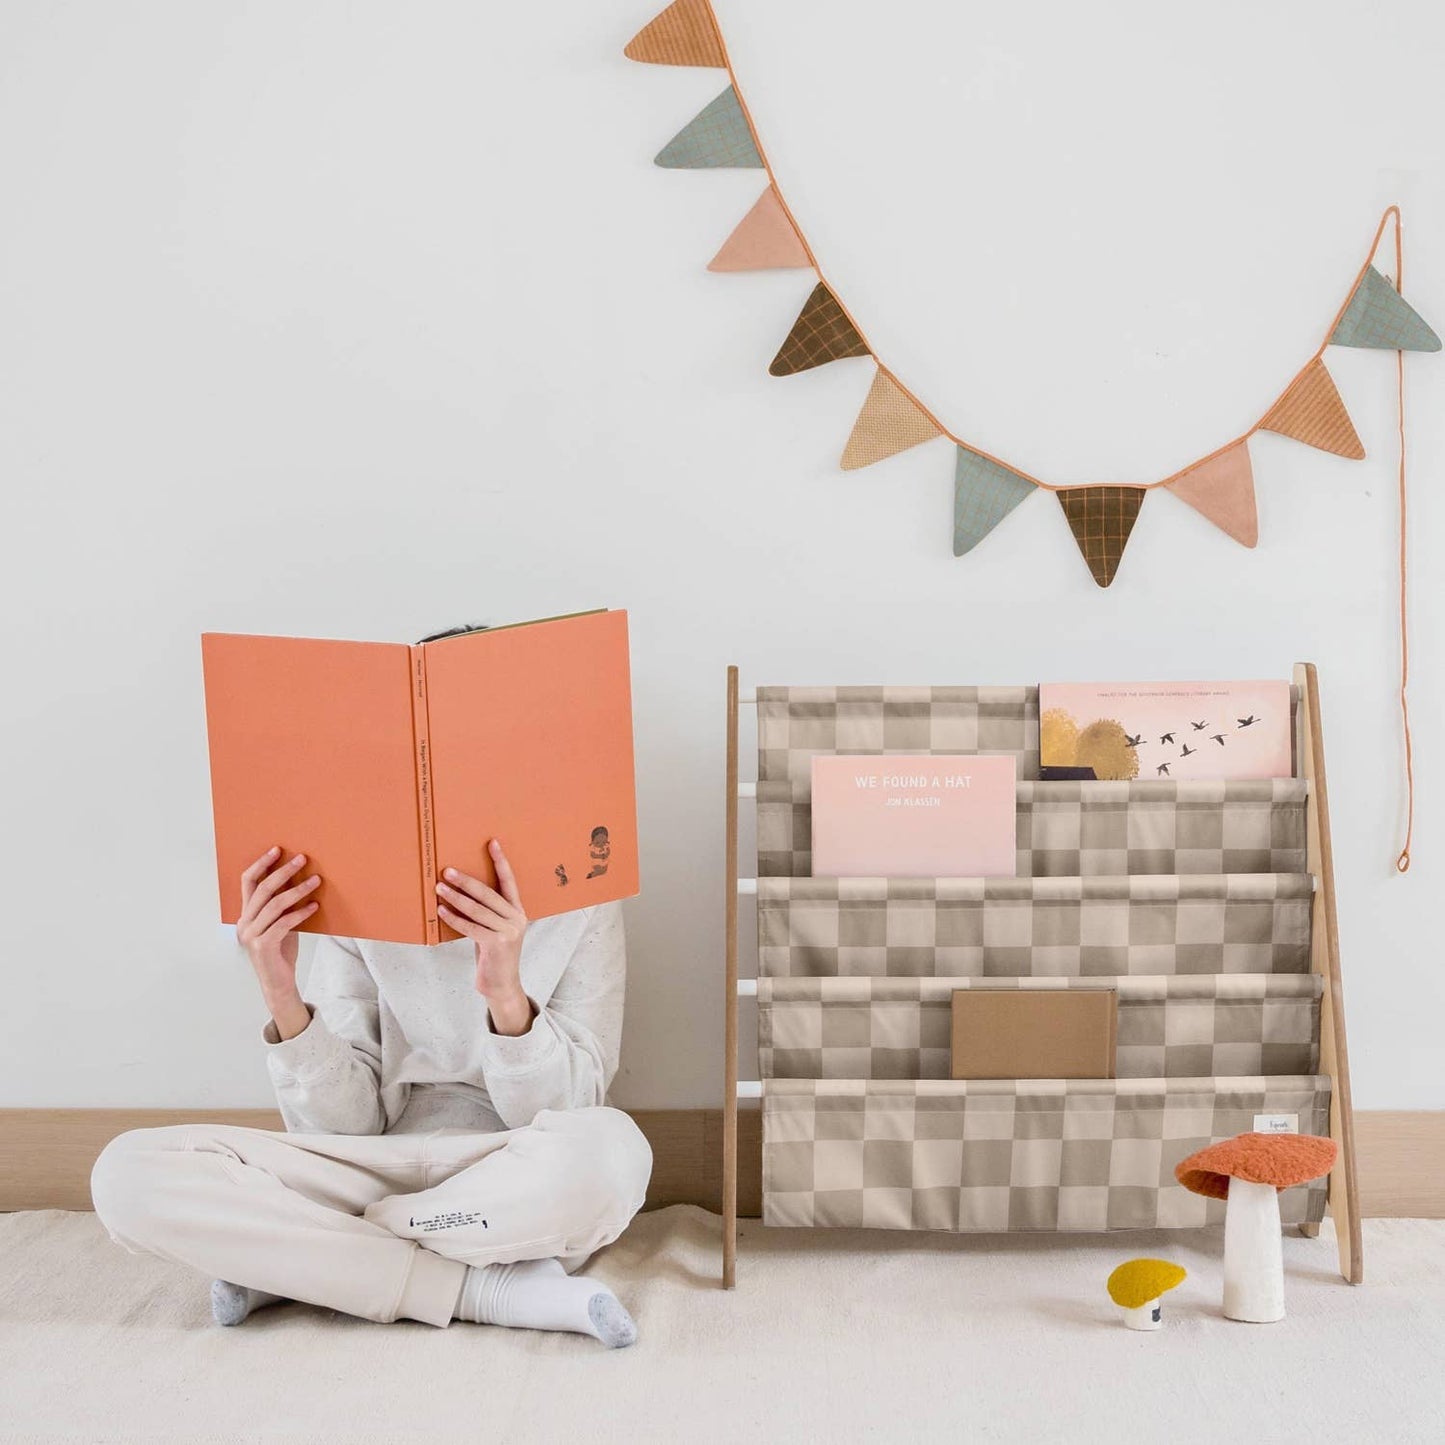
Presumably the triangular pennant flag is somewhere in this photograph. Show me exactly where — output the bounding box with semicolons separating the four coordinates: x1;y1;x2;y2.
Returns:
655;87;762;169
1163;442;1258;547
841;371;943;469
1057;485;1145;587
1258;359;1365;459
624;0;726;68
1330;265;1442;352
708;186;811;272
953;447;1036;556
769;283;869;375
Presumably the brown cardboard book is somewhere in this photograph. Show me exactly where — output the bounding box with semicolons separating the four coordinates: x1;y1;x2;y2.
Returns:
950;989;1117;1080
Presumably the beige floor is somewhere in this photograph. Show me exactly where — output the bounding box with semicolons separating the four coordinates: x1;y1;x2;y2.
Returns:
1;1205;1439;1444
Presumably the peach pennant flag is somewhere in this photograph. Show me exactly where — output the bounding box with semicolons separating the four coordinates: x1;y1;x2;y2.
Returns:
1258;359;1365;459
841;370;944;469
624;0;725;68
709;187;811;272
1163;442;1259;547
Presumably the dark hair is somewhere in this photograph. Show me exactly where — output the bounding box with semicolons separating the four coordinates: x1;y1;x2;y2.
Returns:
415;622;489;644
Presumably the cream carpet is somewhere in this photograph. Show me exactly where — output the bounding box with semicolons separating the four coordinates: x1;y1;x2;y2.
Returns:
1;1206;1439;1443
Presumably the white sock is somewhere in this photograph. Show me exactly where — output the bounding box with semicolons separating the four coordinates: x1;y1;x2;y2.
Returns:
211;1279;285;1326
454;1258;636;1348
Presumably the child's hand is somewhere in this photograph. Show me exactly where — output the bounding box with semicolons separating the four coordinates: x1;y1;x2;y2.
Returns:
237;846;320;1040
437;839;533;1036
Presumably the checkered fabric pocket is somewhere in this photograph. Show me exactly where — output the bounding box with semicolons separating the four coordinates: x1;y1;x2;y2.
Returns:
758;777;1308;877
757;974;1321;1081
756;873;1312;978
756;685;1041;784
761;1076;1330;1231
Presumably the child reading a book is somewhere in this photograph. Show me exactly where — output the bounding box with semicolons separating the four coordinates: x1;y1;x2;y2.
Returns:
90;835;652;1348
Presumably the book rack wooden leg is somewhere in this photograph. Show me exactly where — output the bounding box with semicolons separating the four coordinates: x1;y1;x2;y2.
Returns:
1295;661;1363;1284
722;665;740;1288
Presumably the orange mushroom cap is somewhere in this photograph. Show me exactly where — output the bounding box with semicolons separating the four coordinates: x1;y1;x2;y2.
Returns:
1175;1132;1338;1199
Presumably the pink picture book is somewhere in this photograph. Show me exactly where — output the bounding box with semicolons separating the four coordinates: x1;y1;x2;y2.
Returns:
1038;680;1293;781
810;755;1018;878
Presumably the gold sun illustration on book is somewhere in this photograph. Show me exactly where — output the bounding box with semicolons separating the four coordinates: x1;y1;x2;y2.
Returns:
1040;709;1140;781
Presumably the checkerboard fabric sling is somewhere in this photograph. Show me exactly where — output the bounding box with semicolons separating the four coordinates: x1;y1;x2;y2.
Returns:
757;974;1322;1081
757;778;1309;879
762;1076;1330;1231
755;874;1313;978
751;682;1323;1236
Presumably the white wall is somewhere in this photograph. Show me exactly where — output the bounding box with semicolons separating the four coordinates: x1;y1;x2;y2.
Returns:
1;1;1441;1110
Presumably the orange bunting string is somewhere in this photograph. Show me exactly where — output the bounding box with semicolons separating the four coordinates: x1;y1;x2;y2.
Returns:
627;2;1430;869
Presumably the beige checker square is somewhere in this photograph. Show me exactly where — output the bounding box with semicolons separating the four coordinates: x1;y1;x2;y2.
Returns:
982;906;1034;948
957;1184;1012;1231
1176;904;1228;945
911;1138;964;1190
886;904;939;947
871;1002;923;1050
1164;1002;1216;1045
1056;1184;1111;1230
861;1186;917;1230
1062;1104;1117;1141
912;1186;962;1231
766;1104;818;1146
1108;1136;1164;1188
763;1191;819;1228
837;946;887;976
834;714;886;752
862;1100;917;1142
781;1007;825;1050
813;1139;866;1192
764;1141;818;1193
962;1101;1018;1140
1010;1137;1063;1188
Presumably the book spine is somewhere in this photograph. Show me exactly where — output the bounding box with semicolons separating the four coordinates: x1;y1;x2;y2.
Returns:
410;645;440;945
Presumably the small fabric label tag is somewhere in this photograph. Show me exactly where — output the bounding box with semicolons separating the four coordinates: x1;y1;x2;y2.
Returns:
1253;1113;1299;1134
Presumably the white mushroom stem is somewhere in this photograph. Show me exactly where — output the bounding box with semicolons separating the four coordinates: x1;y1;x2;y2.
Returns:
1222;1177;1285;1323
1122;1300;1162;1331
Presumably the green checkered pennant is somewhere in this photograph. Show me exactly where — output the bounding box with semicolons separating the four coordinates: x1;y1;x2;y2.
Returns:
655;86;763;169
1330;265;1441;351
953;446;1035;556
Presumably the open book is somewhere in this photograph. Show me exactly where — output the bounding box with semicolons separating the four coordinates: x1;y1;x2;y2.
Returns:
201;610;637;945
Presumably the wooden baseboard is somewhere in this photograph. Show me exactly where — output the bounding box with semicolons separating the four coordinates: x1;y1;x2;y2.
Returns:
0;1106;1436;1218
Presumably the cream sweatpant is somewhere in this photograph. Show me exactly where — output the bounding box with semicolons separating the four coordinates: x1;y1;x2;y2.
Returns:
90;1106;653;1327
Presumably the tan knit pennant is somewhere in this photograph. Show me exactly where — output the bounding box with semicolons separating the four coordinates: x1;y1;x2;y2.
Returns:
1164;442;1258;547
1057;486;1146;588
624;0;725;67
769;283;870;376
709;186;811;272
1258;359;1365;459
841;370;943;469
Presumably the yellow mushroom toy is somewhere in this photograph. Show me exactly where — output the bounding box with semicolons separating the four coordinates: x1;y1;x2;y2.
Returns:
1106;1258;1187;1331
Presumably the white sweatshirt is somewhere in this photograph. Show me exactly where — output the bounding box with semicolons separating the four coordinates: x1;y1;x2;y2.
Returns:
261;903;626;1136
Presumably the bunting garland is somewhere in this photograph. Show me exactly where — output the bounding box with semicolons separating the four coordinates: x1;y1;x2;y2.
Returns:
625;0;1438;869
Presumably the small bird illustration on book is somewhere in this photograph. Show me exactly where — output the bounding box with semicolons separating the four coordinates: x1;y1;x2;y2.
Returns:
1159;731;1176;745
1156;763;1171;776
1125;733;1144;747
1211;734;1226;746
1180;744;1197;759
1237;715;1259;728
1191;720;1209;731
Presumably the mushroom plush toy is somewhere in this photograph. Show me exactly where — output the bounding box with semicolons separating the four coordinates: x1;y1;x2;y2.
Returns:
1175;1132;1338;1323
1106;1258;1187;1330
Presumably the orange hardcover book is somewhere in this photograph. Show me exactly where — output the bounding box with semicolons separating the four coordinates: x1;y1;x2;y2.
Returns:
201;610;638;944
